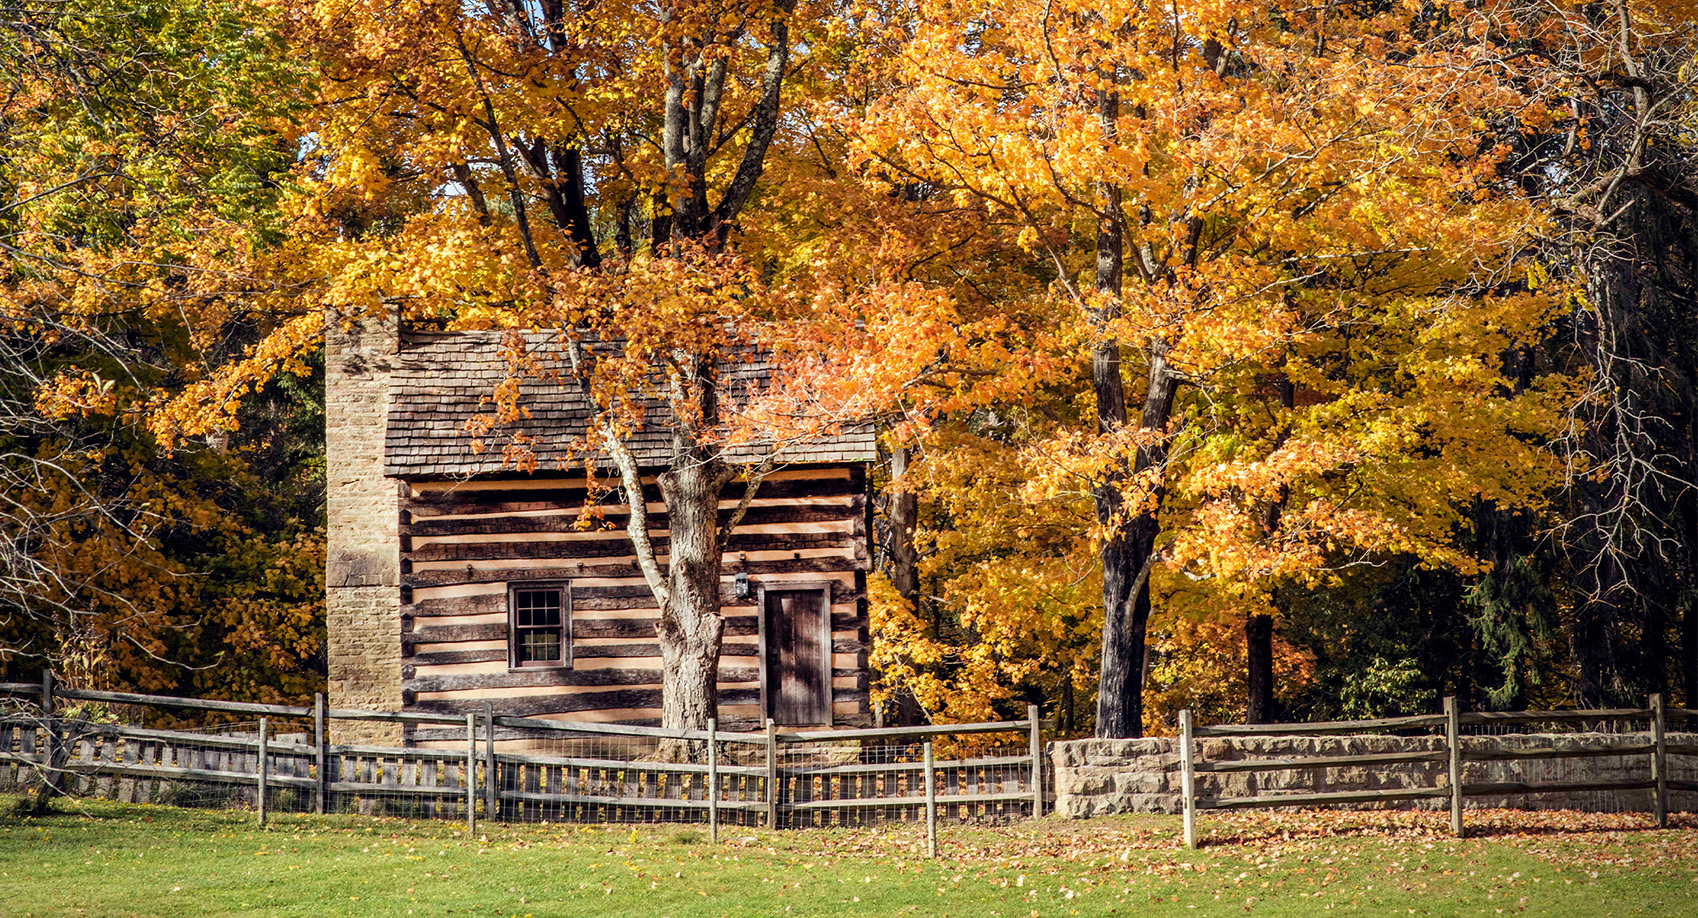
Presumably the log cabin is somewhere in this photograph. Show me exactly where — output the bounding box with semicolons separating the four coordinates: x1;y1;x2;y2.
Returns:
324;312;877;741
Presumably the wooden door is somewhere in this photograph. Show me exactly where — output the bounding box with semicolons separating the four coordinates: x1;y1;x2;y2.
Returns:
764;589;829;725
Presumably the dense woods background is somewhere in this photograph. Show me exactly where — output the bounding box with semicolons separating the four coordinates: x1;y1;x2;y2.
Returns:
1;0;1694;735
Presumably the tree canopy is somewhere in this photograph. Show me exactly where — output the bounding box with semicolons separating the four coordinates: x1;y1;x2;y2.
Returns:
1;0;1695;733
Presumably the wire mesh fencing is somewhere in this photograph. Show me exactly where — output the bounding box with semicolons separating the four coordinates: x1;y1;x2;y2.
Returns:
319;713;478;823
1;678;1048;848
774;737;1040;828
481;717;768;828
0;708;318;817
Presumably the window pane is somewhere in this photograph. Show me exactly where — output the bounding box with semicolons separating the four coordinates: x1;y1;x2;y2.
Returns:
518;630;561;664
515;589;561;628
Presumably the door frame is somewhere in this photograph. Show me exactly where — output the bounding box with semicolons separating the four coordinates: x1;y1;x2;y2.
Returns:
754;580;835;726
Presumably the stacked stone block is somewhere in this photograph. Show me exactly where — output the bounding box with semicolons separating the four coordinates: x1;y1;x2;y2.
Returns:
1053;733;1698;818
325;306;403;744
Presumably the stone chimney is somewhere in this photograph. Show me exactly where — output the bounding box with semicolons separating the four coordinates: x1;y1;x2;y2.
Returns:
324;306;402;741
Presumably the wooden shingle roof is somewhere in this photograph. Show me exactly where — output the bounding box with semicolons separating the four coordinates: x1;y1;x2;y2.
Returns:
383;330;877;478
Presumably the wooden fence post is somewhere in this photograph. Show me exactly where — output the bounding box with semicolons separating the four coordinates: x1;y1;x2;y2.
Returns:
1445;696;1463;838
1028;703;1044;818
257;717;268;827
707;718;719;844
483;701;498;821
924;741;937;859
1179;709;1197;850
465;712;478;836
39;671;60;799
313;693;327;815
1652;693;1668;829
764;718;779;830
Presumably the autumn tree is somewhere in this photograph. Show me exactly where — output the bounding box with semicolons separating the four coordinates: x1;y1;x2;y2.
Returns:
145;0;969;742
856;0;1572;735
0;0;324;704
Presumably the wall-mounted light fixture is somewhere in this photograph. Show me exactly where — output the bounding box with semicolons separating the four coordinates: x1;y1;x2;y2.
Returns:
734;570;751;600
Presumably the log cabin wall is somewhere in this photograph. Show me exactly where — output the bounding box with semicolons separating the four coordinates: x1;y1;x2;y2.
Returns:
397;466;872;734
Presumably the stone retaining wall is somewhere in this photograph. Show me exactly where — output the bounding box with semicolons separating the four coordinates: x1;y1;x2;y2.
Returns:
1052;733;1698;818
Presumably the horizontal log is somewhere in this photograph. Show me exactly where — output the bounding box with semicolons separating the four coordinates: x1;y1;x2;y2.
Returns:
1669;780;1698;793
408;720;773;743
404;612;863;651
52;687;312;718
1462;742;1654;762
1456;708;1652;726
406;623;506;644
573;617;759;639
484;714;765;743
0;682;38;696
411;689;740;719
405;646;769;668
409;531;855;564
406;662;860;691
405;667;762;694
773;718;1031;743
327;708;466;725
408;584;867;616
409;649;509;667
1193;714;1446;737
403;616;767;649
405;501;862;537
54;721;272;750
573;586;866;612
1666;743;1698;756
407;475;858;515
411;687;870;721
405;588;737;617
409;641;770;663
576;642;765;659
1462;779;1656;797
1195;750;1447;773
53;760;317;790
403;555;864;588
1200;787;1450;810
407;594;510;618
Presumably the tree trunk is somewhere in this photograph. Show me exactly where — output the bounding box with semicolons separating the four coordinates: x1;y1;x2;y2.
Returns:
881;443;927;726
1091;87;1181;739
1685;413;1698;708
1246;613;1275;723
1096;358;1179;739
887;445;922;609
1090;85;1134;739
655;454;729;757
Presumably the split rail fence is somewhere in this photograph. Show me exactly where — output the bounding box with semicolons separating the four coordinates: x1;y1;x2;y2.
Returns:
1176;695;1697;848
0;675;1046;853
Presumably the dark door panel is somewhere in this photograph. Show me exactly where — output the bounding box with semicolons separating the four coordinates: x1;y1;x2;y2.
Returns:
765;589;828;725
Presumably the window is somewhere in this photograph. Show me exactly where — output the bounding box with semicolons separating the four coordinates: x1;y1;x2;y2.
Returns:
508;583;570;668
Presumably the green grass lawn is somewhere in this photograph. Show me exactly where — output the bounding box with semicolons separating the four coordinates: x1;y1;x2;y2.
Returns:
1;797;1695;917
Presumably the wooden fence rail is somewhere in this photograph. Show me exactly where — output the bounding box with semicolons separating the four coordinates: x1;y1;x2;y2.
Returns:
1176;694;1694;848
0;677;1048;850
